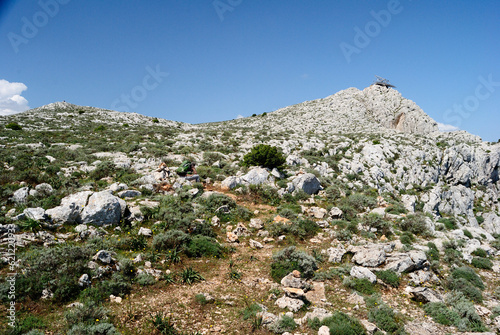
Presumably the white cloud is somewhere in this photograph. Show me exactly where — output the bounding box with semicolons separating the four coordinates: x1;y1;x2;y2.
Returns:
437;122;460;132
236;114;244;119
0;79;30;115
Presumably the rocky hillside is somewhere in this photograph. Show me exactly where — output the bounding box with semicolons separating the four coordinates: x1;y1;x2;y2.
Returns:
0;86;499;335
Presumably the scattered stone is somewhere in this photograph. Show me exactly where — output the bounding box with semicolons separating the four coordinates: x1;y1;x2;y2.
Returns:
138;227;152;237
93;250;114;264
325;245;346;264
226;231;239;243
350;266;377;283
318;325;330;335
360;320;379;335
249;218;263;229
249;239;263;249
211;216;220;227
78;274;91;287
305;282;326;305
11;187;29;204
406;286;443;303
329;207;343;219
117;190;142;198
233;223;249;237
349;244;389;267
275;296;304;312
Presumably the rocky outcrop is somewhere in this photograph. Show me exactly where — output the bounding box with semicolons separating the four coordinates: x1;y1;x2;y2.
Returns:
292;173;322;195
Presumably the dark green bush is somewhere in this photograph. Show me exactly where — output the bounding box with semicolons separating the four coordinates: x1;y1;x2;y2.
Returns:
426;242;440;261
241;144;286;169
446;278;483;303
179;267;204;285
367;303;404;334
471;248;487;258
437;217;457;230
345;193;377;212
443;240;464;266
90;161;115;180
185;235;223;258
5;315;46;335
5;122;22;130
271;246;317;281
463;229;473;239
343;277;376;295
269;218;320;241
471;257;493;270
376;270;400;288
248;184;281;206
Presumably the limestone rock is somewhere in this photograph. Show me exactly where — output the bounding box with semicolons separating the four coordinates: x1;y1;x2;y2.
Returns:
241;167;273;185
275;296;304;312
293;173;322;195
325;245;346;263
81;191;123;226
406;286;443;303
249;239;263;249
138;227;152;237
12;187;29;204
350;266;377;283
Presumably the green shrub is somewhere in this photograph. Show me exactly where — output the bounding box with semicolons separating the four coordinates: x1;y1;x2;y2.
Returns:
268;315;296;334
471;248;487;258
271;246;318;281
11;245;92;302
5;315;46;335
241;303;262;320
136;273;156;286
67;322;118;335
426;242;440;261
451;266;484;290
94;125;106;131
443;240;464;266
445;291;487;331
399;214;431;237
471;257;493;270
195;293;208;305
463;229;473;239
437;217;457;230
90;161;115;180
322;312;367;335
368;303;404;334
376;270;400;288
446;278;483;303
423;302;460;326
248;184;281;206
241;144;286;169
179;267;204;285
5;122;22;130
152;230;191;251
362;214;392;237
345;193;377;212
64;301;108;327
268;218;320;241
149;312;179;335
343;277;376;295
185;235;223;258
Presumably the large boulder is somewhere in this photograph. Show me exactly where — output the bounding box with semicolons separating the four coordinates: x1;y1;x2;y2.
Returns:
293;173;322;195
350;266;377;283
81;191;123;226
241;167;273;185
46;191;93;225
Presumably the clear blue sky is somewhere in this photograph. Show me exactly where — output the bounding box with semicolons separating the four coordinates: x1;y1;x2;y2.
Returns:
1;1;499;141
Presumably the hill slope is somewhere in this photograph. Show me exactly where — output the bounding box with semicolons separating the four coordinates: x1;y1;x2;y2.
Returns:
0;86;500;334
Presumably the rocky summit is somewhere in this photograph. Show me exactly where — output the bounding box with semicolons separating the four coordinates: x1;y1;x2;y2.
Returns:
0;85;499;334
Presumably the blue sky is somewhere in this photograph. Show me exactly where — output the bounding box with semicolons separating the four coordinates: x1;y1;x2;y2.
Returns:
0;0;499;141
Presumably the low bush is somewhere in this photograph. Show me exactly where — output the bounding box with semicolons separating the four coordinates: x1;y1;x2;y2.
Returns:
446;278;483;303
437;217;457;230
398;214;431;237
5;315;46;335
451;266;484;290
445;291;488;331
471;257;493;270
376;270;400;288
179;267;204;285
425;242;440;261
471;248;487;258
362;214;392;237
321;312;367;335
367;300;404;334
443;240;464;266
344;193;377;212
185;235;224;258
343;277;376;296
248;184;281;206
136;273;156;286
270;246;318;282
463;229;473;239
5;122;22;130
268;315;296;334
268;218;320;241
424;302;460;326
152;230;191;252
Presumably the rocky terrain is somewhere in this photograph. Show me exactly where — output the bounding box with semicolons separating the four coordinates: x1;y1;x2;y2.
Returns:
0;85;499;334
